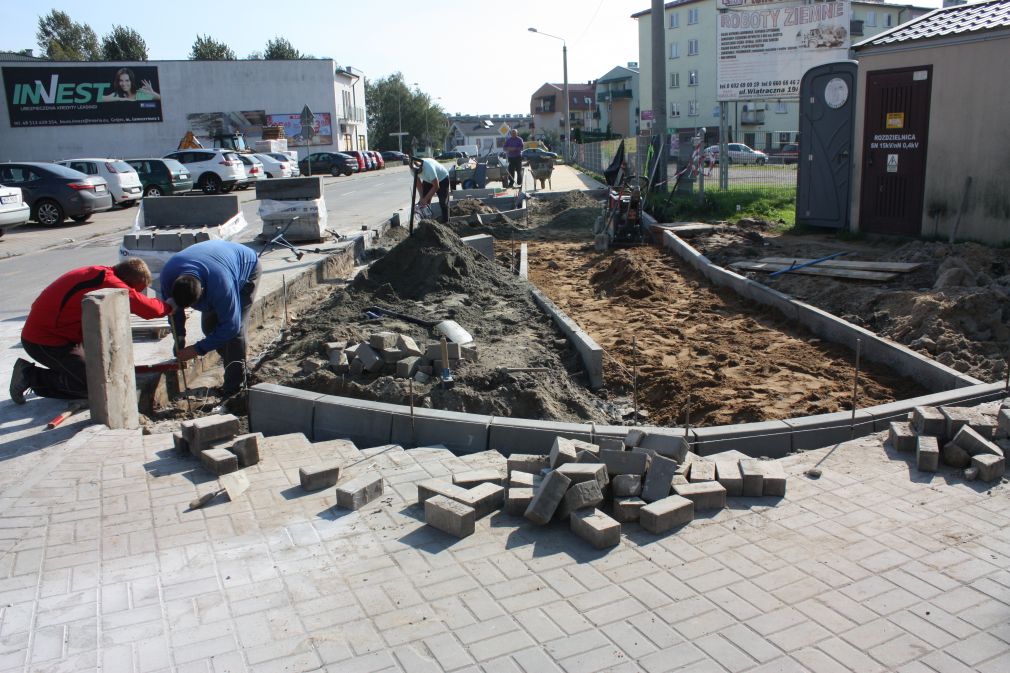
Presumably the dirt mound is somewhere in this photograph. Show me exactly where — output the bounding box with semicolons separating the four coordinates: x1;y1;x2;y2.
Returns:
451;199;498;216
590;251;663;299
547;207;599;232
531;190;602;215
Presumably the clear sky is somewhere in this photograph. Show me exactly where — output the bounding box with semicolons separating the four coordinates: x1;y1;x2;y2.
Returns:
4;0;944;116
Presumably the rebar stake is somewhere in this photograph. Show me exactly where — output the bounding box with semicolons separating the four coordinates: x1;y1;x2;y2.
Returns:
850;338;862;440
633;337;639;426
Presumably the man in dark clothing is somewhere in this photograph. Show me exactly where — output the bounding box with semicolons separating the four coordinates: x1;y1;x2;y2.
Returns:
160;240;261;397
10;258;171;403
503;128;524;190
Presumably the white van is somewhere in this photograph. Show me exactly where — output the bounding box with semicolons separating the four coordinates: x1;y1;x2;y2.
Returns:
453;145;478;158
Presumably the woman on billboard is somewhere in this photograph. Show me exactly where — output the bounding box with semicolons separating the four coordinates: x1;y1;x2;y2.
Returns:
100;67;161;102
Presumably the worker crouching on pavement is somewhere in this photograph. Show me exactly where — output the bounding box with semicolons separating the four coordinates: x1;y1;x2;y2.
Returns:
161;240;261;399
10;258;172;404
411;156;450;224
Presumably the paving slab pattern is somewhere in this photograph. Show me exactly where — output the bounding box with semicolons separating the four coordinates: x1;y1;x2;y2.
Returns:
0;422;1007;673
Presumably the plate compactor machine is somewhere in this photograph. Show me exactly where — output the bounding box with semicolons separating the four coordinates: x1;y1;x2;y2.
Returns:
595;176;649;250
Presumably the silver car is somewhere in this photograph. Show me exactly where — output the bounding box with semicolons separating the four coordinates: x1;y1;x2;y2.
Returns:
254;153;293;179
703;143;769;165
0;184;30;236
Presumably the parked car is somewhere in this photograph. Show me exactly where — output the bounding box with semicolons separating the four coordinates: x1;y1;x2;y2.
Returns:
702;143;768;165
56;158;143;207
266;152;300;177
521;147;558;161
163;149;246;194
254;153;293;179
0;184;30;236
236;154;266;189
298;152;358;177
381;150;409;165
775;143;799;165
343;150;372;171
124;158;193;197
0;162;112;226
369;151;385;169
435;151;467;161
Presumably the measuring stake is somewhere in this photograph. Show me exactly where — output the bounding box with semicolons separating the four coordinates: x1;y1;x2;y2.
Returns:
409;378;416;444
850;338;862;439
633;337;639;426
684;392;691;435
282;274;289;330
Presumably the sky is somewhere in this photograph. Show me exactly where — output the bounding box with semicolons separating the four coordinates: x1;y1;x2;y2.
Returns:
4;0;944;116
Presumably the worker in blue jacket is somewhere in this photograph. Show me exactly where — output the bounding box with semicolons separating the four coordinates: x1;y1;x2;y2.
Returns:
161;240;261;398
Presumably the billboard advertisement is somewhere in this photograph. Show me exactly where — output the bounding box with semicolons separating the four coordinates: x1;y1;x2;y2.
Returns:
266;112;333;146
717;1;850;101
186;110;268;138
3;65;163;127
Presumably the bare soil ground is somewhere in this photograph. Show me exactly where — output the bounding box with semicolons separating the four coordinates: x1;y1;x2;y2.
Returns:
692;224;1010;383
249;193;929;429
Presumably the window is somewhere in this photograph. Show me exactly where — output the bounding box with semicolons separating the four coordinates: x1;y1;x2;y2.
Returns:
689;70;698;86
886;14;893;27
669;12;679;28
343;133;352;148
775;102;787;114
671;103;680;117
688;39;699;56
358;135;365;149
341;91;352;116
866;11;877;27
670;72;680;88
688;8;699;24
670;43;679;59
779;133;791;143
688;101;699;116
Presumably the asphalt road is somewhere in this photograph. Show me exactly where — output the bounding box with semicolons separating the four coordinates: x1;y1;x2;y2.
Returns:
0;166;413;319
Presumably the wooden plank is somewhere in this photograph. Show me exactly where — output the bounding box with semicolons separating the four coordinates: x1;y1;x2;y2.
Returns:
731;261;898;281
758;257;921;273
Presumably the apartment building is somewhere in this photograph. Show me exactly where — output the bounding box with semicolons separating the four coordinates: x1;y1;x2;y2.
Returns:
596;64;641;138
530;82;598;142
633;0;931;152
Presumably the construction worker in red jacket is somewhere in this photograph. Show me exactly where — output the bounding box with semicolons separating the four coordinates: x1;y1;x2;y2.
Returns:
9;258;172;404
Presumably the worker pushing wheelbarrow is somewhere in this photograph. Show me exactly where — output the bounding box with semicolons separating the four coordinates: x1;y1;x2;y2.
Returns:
528;156;554;190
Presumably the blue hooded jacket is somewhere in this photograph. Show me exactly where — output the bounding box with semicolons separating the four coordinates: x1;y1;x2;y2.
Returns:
160;240;259;355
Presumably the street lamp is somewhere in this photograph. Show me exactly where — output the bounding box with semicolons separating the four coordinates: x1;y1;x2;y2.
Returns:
528;27;569;160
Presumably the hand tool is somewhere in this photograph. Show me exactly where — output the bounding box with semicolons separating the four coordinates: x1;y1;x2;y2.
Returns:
46;401;86;429
188;470;250;510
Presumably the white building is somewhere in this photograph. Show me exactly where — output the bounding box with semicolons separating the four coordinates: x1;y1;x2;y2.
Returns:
632;0;931;151
596;64;641;138
0;59;367;162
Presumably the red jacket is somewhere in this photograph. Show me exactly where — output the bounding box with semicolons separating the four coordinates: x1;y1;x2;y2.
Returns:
22;266;171;347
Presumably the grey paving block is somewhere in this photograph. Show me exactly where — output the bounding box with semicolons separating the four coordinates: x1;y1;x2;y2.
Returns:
250;383;324;440
506;487;535;516
739;460;765;497
558;480;604;519
335;473;383;510
715;460;743;496
524;471;572;525
638;430;690;462
612;497;645;523
641;455;677;503
601;449;648;476
314;394;398;447
509;471;537;488
488;417;593;456
760;462;786;497
425;495;475;538
299;464;340;491
201;448;238;475
550;437;580;468
455;483;504;519
229;432;262;467
972;454;1005;482
182;414;240;455
913;406;946;436
172;431;189;454
570;509;620;549
998;408;1010;440
369;332;398;351
612;474;642;497
673;481;727;511
952;426;1003;458
640;495;694;534
507;454;551;476
689;461;716;483
556;461;609;491
889;422;917;452
416;479;469;506
453;469;504;489
917;436;939;472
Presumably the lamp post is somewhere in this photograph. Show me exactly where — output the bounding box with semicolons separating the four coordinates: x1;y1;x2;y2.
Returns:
528;27;569;160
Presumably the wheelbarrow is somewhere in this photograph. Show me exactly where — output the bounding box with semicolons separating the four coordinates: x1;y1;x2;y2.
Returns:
528;157;554;190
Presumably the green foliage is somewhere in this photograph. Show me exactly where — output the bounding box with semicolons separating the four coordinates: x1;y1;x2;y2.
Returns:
365;73;448;152
650;186;797;232
263;37;302;60
190;34;236;60
36;10;99;61
101;25;148;61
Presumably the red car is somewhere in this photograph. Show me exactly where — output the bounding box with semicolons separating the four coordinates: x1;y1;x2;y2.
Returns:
776;143;799;165
369;151;385;169
343;150;367;172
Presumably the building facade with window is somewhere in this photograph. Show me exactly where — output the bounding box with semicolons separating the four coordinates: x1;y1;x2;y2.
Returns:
445;114;533;154
633;0;930;152
529;82;598;143
0;58;367;162
596;64;640;138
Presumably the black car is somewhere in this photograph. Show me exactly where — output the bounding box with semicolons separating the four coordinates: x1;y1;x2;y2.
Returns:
125;158;193;196
381;150;409;165
521;148;558;161
299;152;358;177
435;151;467;161
0;162;113;226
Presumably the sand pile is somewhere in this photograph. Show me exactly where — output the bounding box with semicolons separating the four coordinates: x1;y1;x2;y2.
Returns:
450;199;498;216
590;250;663;300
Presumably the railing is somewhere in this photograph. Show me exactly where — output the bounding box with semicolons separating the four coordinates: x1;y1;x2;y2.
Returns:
340;106;365;123
597;89;634;101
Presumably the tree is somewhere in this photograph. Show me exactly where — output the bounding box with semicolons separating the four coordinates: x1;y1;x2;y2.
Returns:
190;34;236;60
101;25;148;61
263;37;301;60
365;73;448;153
36;10;100;61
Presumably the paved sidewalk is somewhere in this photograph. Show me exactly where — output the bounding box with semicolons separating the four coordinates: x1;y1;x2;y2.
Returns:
0;411;1005;672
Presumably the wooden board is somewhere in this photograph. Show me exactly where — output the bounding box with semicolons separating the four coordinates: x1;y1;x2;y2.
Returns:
758;257;922;273
731;261;898;282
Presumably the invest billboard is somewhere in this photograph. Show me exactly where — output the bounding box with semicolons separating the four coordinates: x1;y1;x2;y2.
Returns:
717;0;850;101
3;65;163;127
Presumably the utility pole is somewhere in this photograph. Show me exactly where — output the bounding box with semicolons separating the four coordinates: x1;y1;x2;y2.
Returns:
651;0;668;187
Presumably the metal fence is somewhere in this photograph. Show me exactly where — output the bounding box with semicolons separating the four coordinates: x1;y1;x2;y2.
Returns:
571;137;797;190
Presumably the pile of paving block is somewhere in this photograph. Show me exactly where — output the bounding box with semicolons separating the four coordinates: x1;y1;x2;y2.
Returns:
309;331;477;383
418;428;786;550
889;404;1007;482
256;177;328;242
174;414;262;474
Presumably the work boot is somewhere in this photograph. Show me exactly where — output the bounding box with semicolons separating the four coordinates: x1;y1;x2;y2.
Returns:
9;358;31;405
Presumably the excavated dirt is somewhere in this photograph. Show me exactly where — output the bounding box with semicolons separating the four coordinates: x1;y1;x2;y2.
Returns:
449;199;499;216
252;192;933;430
693;226;1010;382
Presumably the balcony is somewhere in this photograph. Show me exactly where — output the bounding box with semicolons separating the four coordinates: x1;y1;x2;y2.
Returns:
851;20;864;36
597;89;634;102
340;106;365;123
741;110;765;125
